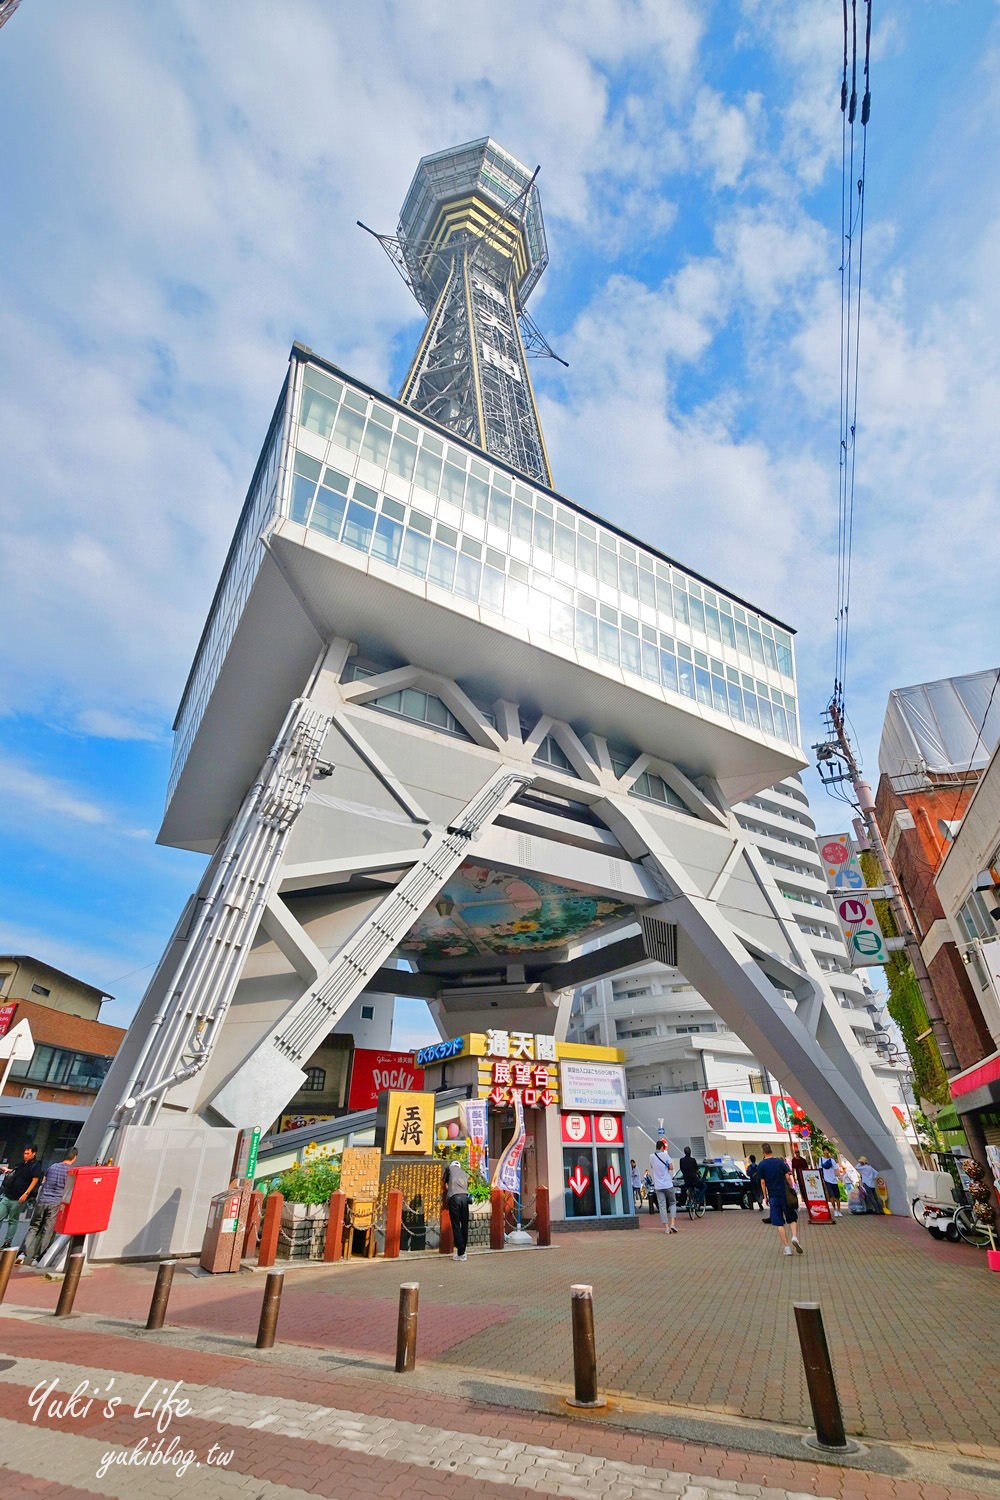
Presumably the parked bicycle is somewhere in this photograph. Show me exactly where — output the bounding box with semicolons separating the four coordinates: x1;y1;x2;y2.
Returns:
911;1182;992;1248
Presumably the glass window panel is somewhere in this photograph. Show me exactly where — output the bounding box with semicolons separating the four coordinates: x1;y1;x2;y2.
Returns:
727;682;745;720
303;367;343;402
310;488;347;538
554;524;576;565
512;501;534;543
527;589;550;634
619;560;638;598
397;416;418;440
300;388;337;438
428;540;457;589
534;512;553;552
361;419;391;466
343;388;367;413
638;570;656;607
382;496;405;521
695;666;713;707
763;635;778;670
777;640;794;676
322;466;350;492
735;620;751;655
388;434;417;481
481;566;505;611
749;629;766;665
294;452;322;480
576;610;598;655
441;463;466;505
711;675;728;713
771;701;788;739
577;537;598;578
621;633;641;674
291;473;317;523
551;599;574;643
465;474;489;518
673;588;690;626
414;449;443;494
332;405;366;453
342;501;375;552
598;549;618;589
641;640;660;681
757;694;775;733
598;620;620;665
400;528;430;577
372;514;402;565
424;694;450;727
454;552;481;600
660;650;678;692
492;472;511;493
677;657;695;698
401;688;426;719
488;488;511;528
689;596;706;633
705;605;721;641
505;575;529;619
721;613;737;648
742;689;760;727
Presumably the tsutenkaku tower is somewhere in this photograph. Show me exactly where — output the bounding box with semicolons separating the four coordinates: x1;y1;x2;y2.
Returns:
367;138;554;486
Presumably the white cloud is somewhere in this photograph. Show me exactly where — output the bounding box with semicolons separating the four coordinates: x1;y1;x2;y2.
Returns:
0;758;108;826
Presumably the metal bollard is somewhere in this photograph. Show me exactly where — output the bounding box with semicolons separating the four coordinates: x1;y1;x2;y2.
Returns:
255;1268;284;1350
566;1283;606;1408
394;1281;419;1373
145;1259;176;1331
793;1302;855;1451
54;1252;85;1318
0;1245;18;1304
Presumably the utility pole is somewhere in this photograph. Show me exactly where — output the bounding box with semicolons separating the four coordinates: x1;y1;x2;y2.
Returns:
818;699;960;1074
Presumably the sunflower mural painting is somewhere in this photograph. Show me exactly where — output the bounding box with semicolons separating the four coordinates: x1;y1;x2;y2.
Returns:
401;863;632;960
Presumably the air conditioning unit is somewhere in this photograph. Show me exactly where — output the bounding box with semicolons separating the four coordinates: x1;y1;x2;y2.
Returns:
20;1087;38;1101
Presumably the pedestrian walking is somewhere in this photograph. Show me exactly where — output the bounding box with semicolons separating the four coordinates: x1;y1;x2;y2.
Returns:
19;1147;78;1264
442;1155;470;1261
758;1143;803;1255
745;1153;764;1211
643;1168;656;1214
648;1139;678;1233
630;1158;642;1209
0;1145;39;1249
855;1157;884;1214
819;1152;843;1219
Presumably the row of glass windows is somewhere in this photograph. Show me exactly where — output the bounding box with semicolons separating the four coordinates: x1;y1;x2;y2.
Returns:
295;367;795;680
11;1045;112;1090
294;450;799;746
958;890;999;943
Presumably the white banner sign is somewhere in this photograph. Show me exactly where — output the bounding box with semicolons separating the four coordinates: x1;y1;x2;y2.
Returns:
819;833;889;966
559;1060;628;1113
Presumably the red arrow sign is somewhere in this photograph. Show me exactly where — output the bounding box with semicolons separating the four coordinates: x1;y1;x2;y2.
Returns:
602;1167;622;1196
567;1165;590;1197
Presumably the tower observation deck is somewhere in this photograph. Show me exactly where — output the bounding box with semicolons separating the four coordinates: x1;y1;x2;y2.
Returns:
372;138;553;486
75;137;915;1260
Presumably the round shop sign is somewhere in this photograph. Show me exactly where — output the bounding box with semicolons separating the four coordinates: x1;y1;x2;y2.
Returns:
596;1115;621;1143
564;1113;588;1142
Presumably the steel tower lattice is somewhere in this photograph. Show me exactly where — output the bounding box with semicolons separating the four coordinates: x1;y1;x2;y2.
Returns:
364;138;558;487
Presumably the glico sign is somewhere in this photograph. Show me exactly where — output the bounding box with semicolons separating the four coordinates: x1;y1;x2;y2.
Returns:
414;1037;464;1067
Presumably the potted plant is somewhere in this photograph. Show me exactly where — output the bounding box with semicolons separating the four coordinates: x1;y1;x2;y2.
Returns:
272;1152;341;1259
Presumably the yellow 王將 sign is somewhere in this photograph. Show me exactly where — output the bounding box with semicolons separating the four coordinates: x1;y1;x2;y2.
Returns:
386;1091;435;1155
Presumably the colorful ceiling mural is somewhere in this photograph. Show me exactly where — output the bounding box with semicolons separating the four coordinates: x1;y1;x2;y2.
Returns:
400;862;633;960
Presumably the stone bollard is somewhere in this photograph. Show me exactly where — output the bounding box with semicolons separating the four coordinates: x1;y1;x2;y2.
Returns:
257;1191;283;1268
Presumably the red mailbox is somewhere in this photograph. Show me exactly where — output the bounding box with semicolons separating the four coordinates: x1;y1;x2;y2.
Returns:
53;1166;120;1237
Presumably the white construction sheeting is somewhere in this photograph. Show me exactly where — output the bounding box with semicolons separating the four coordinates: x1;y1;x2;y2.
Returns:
878;668;1000;779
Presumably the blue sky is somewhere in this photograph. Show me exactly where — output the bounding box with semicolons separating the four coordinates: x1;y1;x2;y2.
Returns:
2;1;999;1041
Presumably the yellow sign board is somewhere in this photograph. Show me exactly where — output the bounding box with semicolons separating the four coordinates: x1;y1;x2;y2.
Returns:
340;1146;381;1203
386;1091;435;1155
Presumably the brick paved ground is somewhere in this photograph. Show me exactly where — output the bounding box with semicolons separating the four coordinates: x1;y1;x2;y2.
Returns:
1;1205;998;1497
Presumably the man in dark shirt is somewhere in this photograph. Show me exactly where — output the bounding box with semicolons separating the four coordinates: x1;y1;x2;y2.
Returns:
678;1146;703;1209
0;1145;39;1249
443;1155;470;1262
20;1148;78;1264
758;1142;803;1256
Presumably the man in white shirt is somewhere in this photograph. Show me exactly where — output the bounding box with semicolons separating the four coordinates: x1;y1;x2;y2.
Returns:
819;1154;843;1219
648;1140;678;1234
855;1157;883;1214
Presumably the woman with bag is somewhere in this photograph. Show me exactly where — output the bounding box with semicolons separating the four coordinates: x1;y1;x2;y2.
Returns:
757;1142;803;1256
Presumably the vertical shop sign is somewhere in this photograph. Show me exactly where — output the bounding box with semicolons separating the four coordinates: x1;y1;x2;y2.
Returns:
820;833;888;966
492;1092;526;1194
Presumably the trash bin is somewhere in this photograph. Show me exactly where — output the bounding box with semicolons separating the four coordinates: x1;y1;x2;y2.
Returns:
200;1187;251;1272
